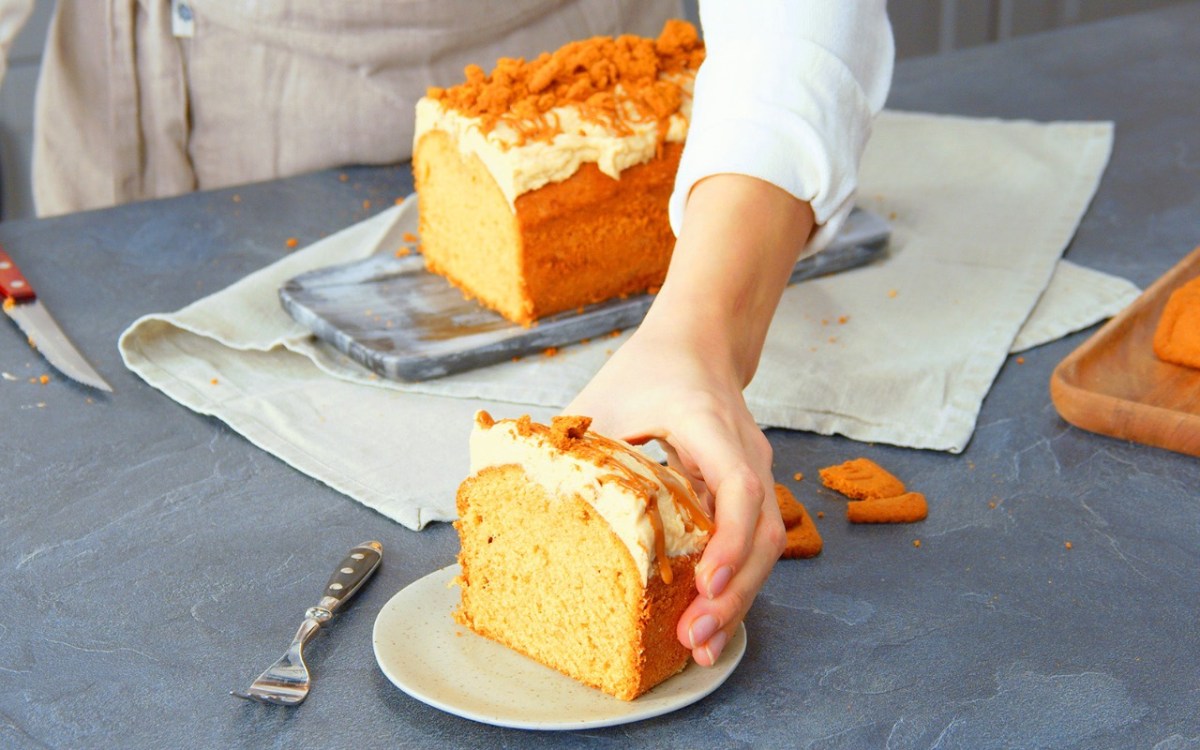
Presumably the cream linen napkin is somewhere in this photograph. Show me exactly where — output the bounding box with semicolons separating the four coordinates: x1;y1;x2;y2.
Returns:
120;110;1137;529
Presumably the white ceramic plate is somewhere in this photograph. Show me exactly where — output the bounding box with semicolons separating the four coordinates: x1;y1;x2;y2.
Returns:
372;564;747;730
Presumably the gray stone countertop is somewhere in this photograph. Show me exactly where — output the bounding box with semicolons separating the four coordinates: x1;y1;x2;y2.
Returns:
2;5;1198;749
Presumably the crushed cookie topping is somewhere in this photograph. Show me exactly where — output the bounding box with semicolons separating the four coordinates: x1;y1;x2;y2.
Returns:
428;20;704;146
550;415;593;450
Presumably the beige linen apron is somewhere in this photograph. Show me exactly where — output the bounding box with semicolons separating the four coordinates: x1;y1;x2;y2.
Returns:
30;0;681;217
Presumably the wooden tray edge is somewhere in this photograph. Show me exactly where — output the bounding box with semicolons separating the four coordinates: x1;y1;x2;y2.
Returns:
1049;245;1200;458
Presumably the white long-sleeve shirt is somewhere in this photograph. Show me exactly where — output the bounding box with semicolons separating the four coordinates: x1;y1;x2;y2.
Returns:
0;0;890;227
674;1;893;252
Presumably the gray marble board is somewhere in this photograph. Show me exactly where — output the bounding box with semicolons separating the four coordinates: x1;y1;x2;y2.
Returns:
279;207;891;382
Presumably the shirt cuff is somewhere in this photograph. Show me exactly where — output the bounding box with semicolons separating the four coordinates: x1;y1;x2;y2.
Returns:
669;16;891;255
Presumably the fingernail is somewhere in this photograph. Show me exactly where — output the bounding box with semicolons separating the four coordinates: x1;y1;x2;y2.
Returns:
687;614;719;649
706;566;733;599
702;629;729;665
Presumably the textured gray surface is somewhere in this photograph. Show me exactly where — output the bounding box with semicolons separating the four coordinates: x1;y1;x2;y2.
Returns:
1;6;1198;749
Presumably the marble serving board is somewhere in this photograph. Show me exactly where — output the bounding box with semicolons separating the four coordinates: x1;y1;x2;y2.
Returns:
279;208;891;382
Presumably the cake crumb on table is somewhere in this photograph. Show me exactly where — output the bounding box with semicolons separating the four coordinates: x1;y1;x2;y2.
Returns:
913;539;921;547
793;472;804;481
402;232;418;243
38;374;49;385
285;237;299;249
1064;541;1073;550
887;289;898;298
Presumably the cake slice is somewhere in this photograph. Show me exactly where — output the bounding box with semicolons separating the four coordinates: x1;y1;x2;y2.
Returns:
413;21;705;325
454;411;713;700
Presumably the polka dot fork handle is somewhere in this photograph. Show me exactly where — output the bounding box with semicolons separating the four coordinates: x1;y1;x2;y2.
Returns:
315;540;385;616
230;541;383;705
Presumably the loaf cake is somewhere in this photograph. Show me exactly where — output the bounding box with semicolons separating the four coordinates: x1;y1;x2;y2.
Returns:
413;21;705;325
453;411;713;700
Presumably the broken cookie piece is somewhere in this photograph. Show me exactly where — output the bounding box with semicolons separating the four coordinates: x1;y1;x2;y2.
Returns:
819;457;906;500
774;483;823;558
846;491;929;524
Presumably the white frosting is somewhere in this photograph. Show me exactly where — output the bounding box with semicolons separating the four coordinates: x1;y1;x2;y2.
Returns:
414;74;693;209
468;416;709;585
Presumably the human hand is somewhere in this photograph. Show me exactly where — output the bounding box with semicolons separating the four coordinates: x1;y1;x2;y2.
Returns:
569;173;812;664
565;322;786;667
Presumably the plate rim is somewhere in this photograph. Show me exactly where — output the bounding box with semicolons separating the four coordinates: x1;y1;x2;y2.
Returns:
371;563;747;731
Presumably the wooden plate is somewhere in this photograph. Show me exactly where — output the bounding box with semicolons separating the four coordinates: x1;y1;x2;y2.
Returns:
1050;245;1200;457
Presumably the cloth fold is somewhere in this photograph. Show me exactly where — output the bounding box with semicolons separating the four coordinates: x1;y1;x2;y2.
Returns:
120;110;1139;529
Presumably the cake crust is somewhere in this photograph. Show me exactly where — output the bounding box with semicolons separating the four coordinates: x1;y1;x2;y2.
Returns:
415;132;681;324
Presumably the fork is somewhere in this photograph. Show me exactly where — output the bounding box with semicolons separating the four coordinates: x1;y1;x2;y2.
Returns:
230;540;383;705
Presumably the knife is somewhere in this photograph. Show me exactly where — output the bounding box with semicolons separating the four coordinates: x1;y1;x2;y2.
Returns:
0;244;113;392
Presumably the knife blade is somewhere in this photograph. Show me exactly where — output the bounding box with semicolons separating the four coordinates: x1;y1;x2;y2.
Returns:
0;244;113;392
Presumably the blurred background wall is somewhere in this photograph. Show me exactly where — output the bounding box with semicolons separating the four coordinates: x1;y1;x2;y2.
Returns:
0;0;1189;221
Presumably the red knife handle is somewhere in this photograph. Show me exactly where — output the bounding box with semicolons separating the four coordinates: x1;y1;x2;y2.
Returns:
0;244;37;302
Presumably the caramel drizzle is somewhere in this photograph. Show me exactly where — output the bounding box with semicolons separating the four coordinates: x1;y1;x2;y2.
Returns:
590;434;714;532
588;434;714;585
492;413;712;584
